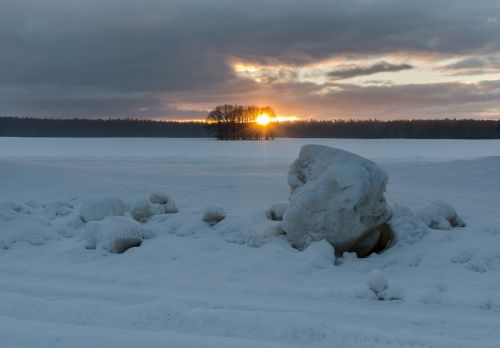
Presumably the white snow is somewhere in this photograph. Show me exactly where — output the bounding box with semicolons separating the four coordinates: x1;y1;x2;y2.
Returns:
389;204;429;244
80;197;126;222
282;145;392;253
0;138;500;348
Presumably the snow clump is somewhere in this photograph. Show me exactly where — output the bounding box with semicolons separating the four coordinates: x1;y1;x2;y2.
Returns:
282;145;393;257
80;197;126;222
301;239;336;269
417;200;465;230
85;216;142;253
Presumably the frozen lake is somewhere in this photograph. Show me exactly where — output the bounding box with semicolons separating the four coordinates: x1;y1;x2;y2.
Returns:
0;138;499;348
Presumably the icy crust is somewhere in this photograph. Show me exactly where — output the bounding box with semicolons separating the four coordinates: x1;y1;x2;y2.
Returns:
85;216;142;253
417;200;466;230
282;145;392;253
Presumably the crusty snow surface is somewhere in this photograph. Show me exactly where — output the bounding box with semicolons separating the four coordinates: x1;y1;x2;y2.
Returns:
0;138;499;348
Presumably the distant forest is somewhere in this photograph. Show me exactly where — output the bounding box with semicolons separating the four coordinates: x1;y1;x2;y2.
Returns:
1;116;499;139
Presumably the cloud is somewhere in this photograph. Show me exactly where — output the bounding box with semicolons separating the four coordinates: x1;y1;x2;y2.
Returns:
0;0;500;118
438;55;500;75
328;62;413;79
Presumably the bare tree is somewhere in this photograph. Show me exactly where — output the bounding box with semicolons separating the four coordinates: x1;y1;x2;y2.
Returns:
206;104;276;140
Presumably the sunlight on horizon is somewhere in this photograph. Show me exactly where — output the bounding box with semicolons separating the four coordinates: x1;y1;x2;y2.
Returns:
256;113;271;125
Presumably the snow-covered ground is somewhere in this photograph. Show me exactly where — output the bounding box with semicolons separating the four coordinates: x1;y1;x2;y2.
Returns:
1;138;499;348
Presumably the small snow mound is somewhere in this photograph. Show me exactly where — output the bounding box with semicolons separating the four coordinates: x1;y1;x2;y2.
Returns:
265;202;288;221
367;269;403;301
282;145;392;256
129;198;153;223
80;197;126;222
301;239;335;268
389;204;429;244
202;205;226;225
149;192;172;205
85;216;142;253
367;269;388;295
417;200;465;230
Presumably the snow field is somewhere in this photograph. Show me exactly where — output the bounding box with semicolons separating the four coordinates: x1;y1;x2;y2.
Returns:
0;138;499;347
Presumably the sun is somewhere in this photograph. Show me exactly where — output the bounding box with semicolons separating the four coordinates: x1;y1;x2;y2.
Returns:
256;113;271;125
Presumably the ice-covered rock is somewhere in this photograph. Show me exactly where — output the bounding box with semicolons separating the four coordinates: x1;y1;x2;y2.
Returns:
417;200;465;230
85;216;142;253
282;145;393;256
148;192;179;214
265;202;288;221
80;197;126;223
129;198;153;223
202;205;226;225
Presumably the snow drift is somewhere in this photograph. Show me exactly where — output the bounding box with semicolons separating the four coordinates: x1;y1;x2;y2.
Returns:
80;197;126;222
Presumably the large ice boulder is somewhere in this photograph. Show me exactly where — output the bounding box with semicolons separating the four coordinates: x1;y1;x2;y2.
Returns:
85;216;142;253
282;145;393;256
80;197;126;222
417;200;465;230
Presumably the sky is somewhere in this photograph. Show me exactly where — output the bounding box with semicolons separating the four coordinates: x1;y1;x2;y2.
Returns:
1;0;500;120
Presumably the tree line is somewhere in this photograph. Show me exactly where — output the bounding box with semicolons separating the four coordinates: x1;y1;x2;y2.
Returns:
206;104;276;140
275;119;500;139
1;116;499;139
0;117;209;137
